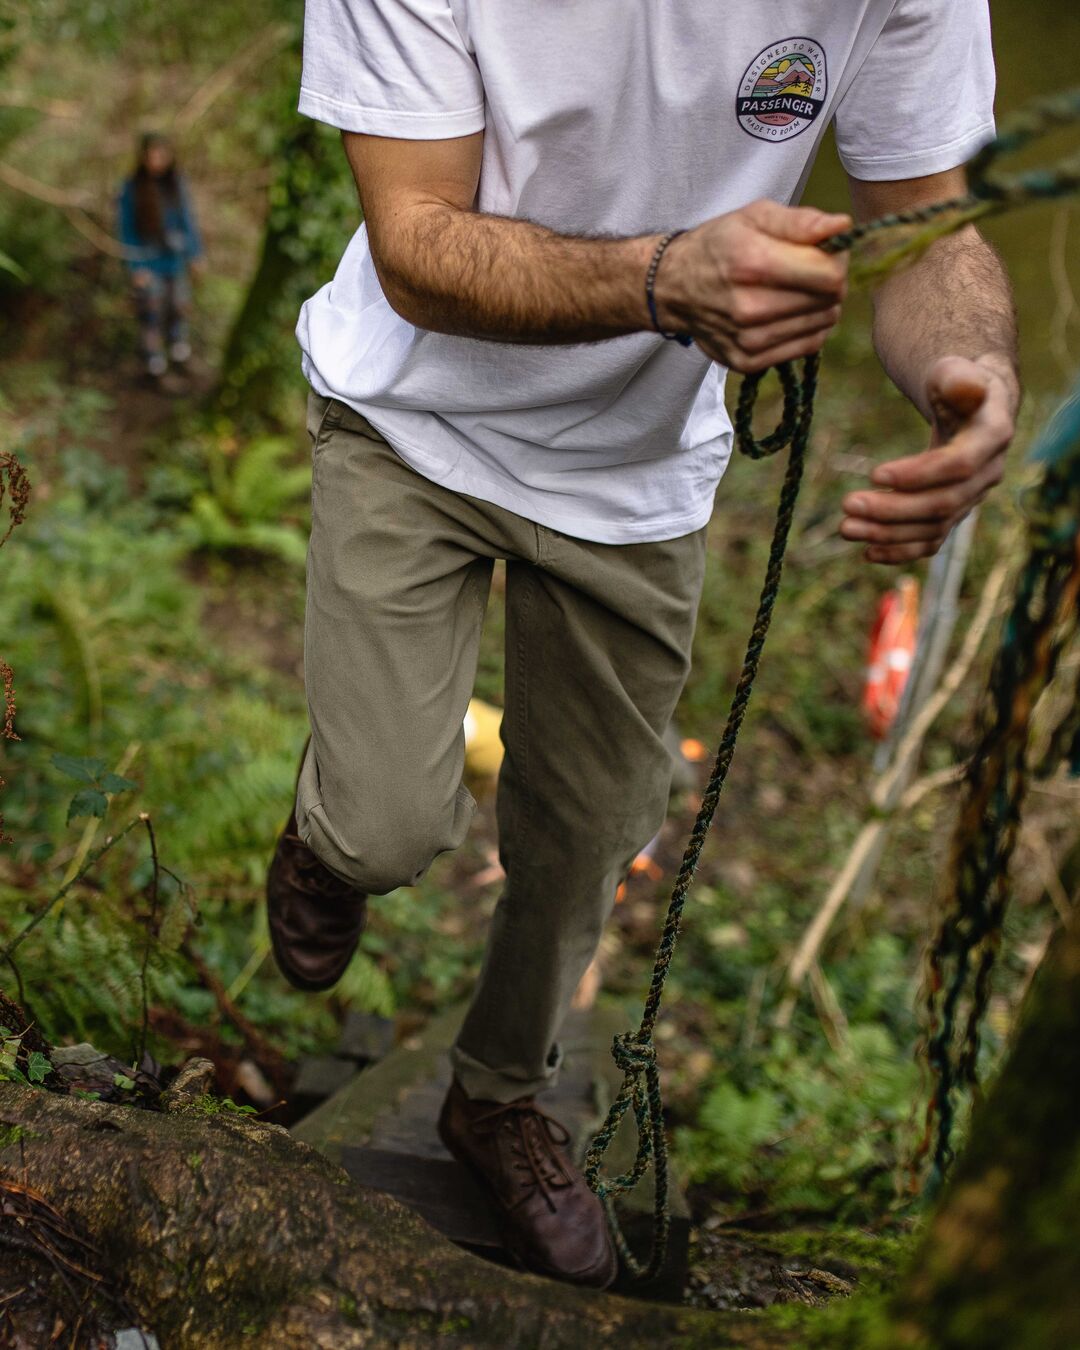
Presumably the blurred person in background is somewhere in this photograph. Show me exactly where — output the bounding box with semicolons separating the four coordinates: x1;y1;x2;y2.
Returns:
116;131;204;380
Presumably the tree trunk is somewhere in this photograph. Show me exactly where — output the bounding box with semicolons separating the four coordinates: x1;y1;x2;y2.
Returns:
214;114;355;417
0;1078;772;1349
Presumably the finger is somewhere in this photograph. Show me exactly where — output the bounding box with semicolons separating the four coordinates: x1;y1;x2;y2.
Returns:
927;357;990;437
722;286;845;328
839;517;946;545
844;461;1002;524
738;236;849;298
747;200;853;246
864;540;943;565
727;326;837;375
869;431;1009;491
736;306;841;356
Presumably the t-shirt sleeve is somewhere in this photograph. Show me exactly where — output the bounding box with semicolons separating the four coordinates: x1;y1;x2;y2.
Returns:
834;0;996;181
298;0;485;139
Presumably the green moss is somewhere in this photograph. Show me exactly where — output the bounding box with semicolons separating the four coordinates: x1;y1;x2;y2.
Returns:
0;1121;38;1149
791;1291;909;1350
190;1093;257;1118
756;1225;916;1289
438;1316;473;1335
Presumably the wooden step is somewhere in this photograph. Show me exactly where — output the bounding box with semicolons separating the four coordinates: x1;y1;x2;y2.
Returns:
294;1001;691;1300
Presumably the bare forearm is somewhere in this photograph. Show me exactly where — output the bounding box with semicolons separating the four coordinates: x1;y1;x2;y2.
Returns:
372;203;658;343
350;130;848;363
871;227;1020;418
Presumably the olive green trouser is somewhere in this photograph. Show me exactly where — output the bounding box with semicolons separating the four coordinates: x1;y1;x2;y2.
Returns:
296;392;707;1103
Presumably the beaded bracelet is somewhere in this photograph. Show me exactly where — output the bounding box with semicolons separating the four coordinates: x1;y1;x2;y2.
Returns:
645;230;694;347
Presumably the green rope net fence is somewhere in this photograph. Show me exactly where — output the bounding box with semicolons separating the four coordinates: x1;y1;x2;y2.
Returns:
584;89;1080;1282
919;379;1080;1193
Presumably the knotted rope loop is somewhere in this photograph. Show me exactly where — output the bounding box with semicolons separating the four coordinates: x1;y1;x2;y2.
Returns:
734;361;803;460
609;1031;657;1074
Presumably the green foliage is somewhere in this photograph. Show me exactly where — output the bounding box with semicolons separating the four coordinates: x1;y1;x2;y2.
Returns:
0;1025;52;1086
332;949;396;1019
678;1021;919;1220
0;249;29;284
54;752;137;822
689;1081;785;1191
178;435;311;567
190;1092;257;1117
0;375;382;1060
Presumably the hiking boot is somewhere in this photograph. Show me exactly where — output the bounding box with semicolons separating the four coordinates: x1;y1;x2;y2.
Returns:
437;1077;618;1289
267;809;368;992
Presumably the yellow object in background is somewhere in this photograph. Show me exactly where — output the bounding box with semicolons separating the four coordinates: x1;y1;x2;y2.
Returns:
463;698;505;794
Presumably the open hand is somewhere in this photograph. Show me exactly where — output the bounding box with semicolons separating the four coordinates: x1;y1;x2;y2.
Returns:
840;355;1017;564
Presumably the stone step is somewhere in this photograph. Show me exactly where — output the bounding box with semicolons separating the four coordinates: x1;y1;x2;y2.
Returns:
294;1000;691;1300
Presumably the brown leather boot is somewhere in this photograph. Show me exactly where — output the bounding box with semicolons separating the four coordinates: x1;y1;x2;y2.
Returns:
267;809;368;992
437;1077;617;1288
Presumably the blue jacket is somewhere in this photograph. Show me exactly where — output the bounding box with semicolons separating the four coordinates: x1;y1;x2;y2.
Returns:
116;173;203;276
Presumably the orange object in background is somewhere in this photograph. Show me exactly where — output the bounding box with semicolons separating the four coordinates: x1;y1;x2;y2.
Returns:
615;830;664;903
863;575;920;740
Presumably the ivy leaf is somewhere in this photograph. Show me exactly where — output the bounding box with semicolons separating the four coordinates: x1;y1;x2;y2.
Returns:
26;1051;52;1084
99;773;137;795
52;753;107;784
66;788;108;823
0;1035;27;1084
113;1072;136;1092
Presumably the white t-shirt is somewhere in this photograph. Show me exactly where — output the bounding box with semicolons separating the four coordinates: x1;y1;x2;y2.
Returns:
296;0;996;544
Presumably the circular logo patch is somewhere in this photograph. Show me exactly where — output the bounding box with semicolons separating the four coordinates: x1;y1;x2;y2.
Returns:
736;37;828;143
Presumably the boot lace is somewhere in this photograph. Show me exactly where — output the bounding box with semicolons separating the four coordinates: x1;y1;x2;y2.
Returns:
471;1102;575;1213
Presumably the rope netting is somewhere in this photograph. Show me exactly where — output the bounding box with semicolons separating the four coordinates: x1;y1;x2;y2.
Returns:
919;381;1080;1190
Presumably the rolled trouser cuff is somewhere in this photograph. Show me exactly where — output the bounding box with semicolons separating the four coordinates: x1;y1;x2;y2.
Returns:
449;1039;564;1104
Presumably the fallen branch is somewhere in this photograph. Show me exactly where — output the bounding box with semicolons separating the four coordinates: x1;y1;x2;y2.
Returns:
182;942;287;1079
0;160;92;209
172;24;293;133
0;93;81;118
0;162;131;259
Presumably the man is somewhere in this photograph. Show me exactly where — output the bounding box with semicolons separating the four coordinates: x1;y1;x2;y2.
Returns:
268;0;1018;1289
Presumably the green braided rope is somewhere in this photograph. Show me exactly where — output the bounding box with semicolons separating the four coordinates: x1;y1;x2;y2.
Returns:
583;355;817;1280
584;88;1080;1284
